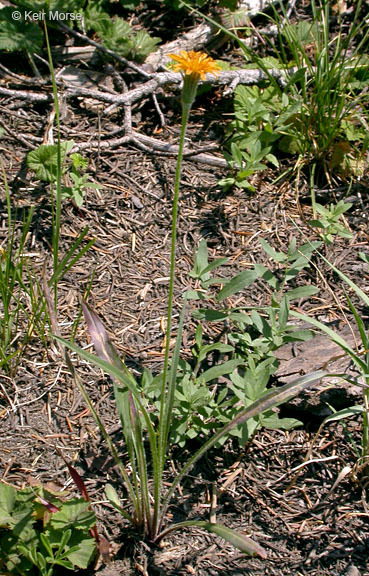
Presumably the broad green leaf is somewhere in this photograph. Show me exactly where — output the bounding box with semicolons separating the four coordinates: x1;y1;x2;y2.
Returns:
63;535;96;569
286;285;319;300
0;483;16;524
261;414;302;429
193;309;229;322
183;289;207;300
49;500;95;531
27;141;73;182
27;145;59;182
284;328;313;342
250;309;266;334
229;311;253;324
105;484;122;509
105;484;132;520
198;359;244;383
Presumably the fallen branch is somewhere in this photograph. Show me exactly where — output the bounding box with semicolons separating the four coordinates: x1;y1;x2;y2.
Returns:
64;67;287;109
71;131;228;169
0;66;286;108
0;86;52;103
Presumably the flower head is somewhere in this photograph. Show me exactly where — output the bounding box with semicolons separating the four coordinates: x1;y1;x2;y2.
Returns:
169;50;220;81
169;51;220;109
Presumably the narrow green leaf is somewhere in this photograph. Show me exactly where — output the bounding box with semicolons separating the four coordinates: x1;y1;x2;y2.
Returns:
201;257;229;276
217;268;260;301
259;238;286;263
193;309;229;322
286;285;319;300
158;520;267;558
194;324;202;349
199;359;244;383
323;405;364;423
278;295;289;328
197;343;234;364
290;311;368;373
189;239;208;279
344;291;368;348
40;533;53;557
54;559;75;569
201;523;267;557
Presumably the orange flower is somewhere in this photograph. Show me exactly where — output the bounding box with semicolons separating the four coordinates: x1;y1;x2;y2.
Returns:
169;50;220;80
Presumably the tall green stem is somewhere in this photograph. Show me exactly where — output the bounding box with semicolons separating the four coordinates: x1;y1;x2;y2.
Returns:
43;20;62;305
153;104;191;534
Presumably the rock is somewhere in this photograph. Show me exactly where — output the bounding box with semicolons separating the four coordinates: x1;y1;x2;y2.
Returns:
275;322;364;418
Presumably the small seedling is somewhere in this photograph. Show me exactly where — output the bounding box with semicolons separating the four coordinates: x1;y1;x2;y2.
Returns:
308;200;353;245
27;143;101;207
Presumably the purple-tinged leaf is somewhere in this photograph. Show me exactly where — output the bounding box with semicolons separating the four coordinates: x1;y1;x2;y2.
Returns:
37;496;60;514
81;301;124;370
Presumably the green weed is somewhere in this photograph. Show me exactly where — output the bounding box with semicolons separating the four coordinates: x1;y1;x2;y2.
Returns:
0;482;96;575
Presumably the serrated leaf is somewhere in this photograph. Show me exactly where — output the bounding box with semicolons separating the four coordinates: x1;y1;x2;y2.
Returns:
27;142;73;182
0;8;43;54
129;30;160;61
49;500;95;531
221;8;250;30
